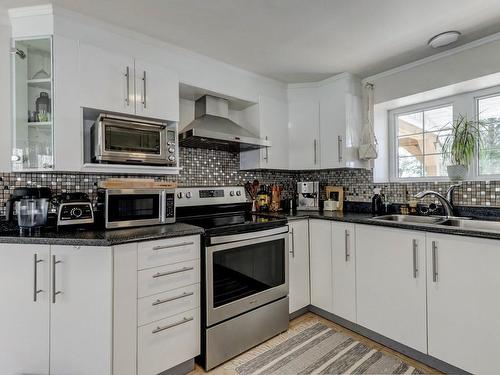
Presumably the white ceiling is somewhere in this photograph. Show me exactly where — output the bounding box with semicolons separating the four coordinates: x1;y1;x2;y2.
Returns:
4;0;500;83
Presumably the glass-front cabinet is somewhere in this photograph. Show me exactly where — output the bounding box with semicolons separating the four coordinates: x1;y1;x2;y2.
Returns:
12;37;54;171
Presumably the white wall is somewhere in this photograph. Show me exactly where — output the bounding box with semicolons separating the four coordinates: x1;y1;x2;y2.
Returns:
365;34;500;106
366;33;500;182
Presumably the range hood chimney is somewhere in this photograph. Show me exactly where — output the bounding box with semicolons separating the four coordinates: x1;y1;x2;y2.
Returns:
179;95;271;152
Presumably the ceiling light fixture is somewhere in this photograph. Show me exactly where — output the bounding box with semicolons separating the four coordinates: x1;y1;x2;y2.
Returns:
428;31;461;48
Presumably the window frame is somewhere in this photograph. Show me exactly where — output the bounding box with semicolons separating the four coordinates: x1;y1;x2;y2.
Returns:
389;99;456;182
475;90;500;180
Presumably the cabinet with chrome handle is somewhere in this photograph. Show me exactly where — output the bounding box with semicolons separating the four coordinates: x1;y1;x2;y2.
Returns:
33;253;44;302
337;135;343;163
289;228;295;258
344;229;350;261
412;239;419;278
432;240;438;282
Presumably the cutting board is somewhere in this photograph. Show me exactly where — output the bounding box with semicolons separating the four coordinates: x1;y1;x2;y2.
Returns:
98;178;177;189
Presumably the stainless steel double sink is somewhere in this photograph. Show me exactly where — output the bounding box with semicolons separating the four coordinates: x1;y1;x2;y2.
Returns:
370;214;500;234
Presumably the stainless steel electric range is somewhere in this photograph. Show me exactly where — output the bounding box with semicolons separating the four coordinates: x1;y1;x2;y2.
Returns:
176;186;289;370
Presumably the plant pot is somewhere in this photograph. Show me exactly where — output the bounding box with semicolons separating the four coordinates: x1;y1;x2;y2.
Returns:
447;165;468;181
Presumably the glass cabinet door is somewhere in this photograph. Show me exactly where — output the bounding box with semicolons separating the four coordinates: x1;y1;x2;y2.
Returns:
12;37;54;171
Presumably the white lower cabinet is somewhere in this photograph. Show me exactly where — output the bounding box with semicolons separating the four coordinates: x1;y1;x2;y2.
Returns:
288;219;310;313
426;234;500;374
138;309;200;375
0;243;112;375
50;245;113;375
309;219;333;312
0;234;200;375
331;222;356;322
0;244;50;375
356;225;427;353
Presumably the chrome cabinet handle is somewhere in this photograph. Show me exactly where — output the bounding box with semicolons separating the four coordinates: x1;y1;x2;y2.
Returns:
152;241;194;251
142;70;147;108
152;266;194;279
432;241;438;282
412;239;418;278
125;66;130;106
152;316;193;334
338;135;343;162
344;229;350;261
51;255;62;304
313;139;317;165
289;228;295;258
264;136;269;163
33;254;43;302
152;291;194;306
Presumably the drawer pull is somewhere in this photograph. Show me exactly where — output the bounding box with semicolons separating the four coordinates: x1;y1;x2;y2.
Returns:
152;291;194;306
152;241;194;251
152;266;194;279
152;316;193;334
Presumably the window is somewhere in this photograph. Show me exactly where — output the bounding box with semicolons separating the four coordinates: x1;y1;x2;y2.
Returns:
478;95;500;175
396;105;453;179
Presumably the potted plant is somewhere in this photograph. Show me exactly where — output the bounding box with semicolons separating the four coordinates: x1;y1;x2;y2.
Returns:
443;114;483;181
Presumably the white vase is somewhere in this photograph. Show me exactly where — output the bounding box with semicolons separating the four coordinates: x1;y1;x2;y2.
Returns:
447;165;468;181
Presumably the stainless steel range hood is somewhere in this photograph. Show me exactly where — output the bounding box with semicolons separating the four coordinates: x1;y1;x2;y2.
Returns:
179;95;271;152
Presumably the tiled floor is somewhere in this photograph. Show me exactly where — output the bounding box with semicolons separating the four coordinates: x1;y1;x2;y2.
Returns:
189;312;441;375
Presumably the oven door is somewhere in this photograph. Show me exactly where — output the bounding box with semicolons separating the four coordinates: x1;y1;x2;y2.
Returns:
98;116;168;164
206;226;289;326
105;189;166;228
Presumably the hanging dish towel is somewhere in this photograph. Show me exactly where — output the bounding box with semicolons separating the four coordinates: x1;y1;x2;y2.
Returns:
359;82;378;160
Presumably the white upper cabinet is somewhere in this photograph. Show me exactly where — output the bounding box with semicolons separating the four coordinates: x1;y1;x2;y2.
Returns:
356;225;427;353
134;59;179;121
240;95;289;170
288;99;321;170
79;43;135;115
426;234;500;375
79;43;179;121
287;73;364;170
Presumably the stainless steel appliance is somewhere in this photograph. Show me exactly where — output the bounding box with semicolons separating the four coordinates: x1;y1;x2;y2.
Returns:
176;186;289;370
179;95;271;152
53;193;94;227
97;188;175;229
297;181;320;211
91;113;178;165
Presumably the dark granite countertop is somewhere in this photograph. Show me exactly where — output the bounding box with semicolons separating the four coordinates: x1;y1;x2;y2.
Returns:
0;222;204;246
260;210;500;241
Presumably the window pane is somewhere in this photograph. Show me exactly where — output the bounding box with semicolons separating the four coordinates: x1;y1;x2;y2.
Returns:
424;154;448;177
478;96;500;175
479;148;500;175
398;112;423;136
424;130;451;154
424;106;453;132
399;156;423;178
398;134;423;157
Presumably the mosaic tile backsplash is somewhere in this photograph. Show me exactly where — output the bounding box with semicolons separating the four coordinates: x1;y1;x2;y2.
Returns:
1;147;500;216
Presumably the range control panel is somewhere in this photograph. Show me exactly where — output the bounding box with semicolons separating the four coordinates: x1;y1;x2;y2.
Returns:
175;186;246;207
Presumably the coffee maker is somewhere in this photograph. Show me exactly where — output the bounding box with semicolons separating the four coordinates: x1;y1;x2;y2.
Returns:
297;181;320;211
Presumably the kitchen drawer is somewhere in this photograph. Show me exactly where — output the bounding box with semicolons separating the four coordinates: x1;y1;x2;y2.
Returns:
138;284;200;327
138;308;200;375
138;259;200;298
138;235;200;270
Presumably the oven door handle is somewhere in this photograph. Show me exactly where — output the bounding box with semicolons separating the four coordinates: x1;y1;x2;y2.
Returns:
210;226;289;245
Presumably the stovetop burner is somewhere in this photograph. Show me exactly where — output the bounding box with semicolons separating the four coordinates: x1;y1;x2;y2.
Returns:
175;186;287;237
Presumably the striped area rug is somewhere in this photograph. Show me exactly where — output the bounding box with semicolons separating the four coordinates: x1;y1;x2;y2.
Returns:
235;323;424;375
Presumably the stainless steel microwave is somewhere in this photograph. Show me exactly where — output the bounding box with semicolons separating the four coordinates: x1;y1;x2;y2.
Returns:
99;188;175;229
91;114;177;166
